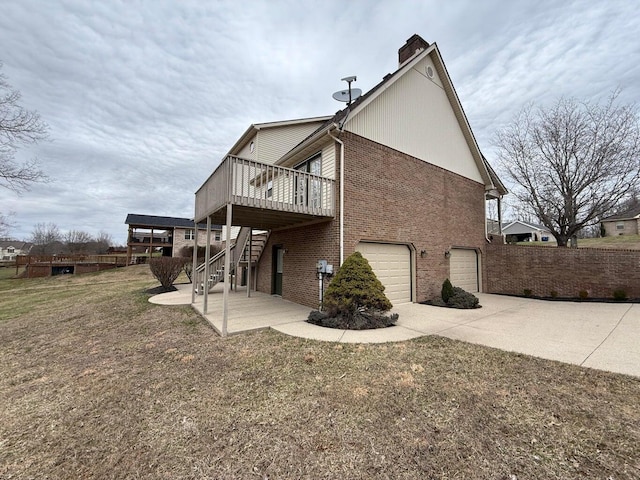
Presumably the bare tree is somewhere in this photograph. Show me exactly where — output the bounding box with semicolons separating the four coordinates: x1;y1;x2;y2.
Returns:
64;230;93;254
30;222;62;255
495;91;640;247
1;62;49;192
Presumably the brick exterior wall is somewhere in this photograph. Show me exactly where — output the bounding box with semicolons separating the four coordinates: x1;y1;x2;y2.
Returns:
602;218;639;237
485;244;640;299
172;228;221;258
254;132;488;307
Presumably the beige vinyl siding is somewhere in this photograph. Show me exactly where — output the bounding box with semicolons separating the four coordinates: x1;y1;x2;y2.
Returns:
345;56;483;183
237;135;257;160
256;122;326;165
321;141;336;179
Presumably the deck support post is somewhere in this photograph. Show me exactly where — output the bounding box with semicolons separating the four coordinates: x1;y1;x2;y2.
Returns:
203;217;211;314
191;220;198;304
247;229;252;298
222;204;232;337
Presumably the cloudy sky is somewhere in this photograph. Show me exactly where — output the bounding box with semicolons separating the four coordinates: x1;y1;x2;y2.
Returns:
1;0;638;244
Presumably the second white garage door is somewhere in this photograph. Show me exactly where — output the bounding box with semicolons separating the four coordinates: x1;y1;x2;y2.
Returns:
449;248;479;293
356;242;412;304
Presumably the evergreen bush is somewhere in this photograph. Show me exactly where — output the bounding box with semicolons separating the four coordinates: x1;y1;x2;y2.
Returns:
323;251;392;316
447;286;480;309
441;278;454;303
308;251;396;330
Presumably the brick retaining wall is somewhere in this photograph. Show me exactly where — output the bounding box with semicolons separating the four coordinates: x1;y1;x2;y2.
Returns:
485;244;640;299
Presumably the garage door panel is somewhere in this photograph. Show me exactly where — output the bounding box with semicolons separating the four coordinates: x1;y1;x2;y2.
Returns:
356;243;411;304
450;248;478;292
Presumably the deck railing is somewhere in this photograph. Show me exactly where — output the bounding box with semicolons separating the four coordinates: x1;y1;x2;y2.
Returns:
195;155;335;221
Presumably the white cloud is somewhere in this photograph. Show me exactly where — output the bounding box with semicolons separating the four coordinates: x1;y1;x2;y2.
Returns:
0;0;638;243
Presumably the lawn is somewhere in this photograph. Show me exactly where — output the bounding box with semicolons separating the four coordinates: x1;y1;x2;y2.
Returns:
517;234;640;249
1;266;639;479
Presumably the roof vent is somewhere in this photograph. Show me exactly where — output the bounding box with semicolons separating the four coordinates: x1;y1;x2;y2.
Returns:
426;65;434;78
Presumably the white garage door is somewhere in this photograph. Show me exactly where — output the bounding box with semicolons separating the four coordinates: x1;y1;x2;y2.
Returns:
356;242;411;304
449;248;479;293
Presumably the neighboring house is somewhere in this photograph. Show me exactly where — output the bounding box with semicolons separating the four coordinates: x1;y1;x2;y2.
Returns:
501;221;555;243
125;214;223;264
0;240;33;261
601;206;640;236
193;34;507;320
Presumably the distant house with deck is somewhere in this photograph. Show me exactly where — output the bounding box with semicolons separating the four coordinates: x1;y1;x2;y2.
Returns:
125;214;223;264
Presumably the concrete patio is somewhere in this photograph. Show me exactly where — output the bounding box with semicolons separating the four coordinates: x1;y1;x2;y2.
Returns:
150;284;640;378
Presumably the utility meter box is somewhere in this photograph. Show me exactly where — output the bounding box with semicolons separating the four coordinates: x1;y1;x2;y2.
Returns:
325;264;334;275
316;259;328;273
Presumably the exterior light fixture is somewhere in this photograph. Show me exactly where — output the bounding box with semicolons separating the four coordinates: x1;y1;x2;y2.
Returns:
444;250;451;259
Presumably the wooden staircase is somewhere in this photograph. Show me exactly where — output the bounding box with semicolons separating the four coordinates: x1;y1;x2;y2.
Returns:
194;227;269;295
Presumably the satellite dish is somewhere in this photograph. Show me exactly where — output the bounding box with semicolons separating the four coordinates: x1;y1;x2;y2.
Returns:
332;75;361;105
332;88;362;103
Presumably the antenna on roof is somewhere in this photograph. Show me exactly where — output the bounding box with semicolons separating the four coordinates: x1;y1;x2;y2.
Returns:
332;75;361;106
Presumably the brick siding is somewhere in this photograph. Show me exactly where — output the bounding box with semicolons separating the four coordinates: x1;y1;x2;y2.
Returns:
254;132;488;306
485;244;640;299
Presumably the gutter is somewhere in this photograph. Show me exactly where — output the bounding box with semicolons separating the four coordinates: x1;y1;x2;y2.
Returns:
327;124;345;265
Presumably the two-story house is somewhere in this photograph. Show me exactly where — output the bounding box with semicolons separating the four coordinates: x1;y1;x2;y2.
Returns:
193;34;507;328
125;214;224;264
0;240;33;261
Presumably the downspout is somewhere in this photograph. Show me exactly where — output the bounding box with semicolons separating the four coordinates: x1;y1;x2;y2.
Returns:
327;126;345;265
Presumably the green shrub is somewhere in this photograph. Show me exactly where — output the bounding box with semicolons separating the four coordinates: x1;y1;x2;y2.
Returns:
323;251;392;316
149;257;187;290
312;251;396;330
613;289;628;301
447;287;480;309
578;290;589;300
441;278;454;303
523;289;533;297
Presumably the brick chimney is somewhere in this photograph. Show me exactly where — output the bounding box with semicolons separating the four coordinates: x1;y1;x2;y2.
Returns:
398;34;430;66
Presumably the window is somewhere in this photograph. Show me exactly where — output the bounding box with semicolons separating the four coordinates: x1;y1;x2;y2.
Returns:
185;229;195;240
294;153;322;208
616;222;625;230
214;231;221;242
7;247;14;253
267;180;273;199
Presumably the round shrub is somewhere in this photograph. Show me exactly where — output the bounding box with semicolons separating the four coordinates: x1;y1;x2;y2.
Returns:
447;286;480;309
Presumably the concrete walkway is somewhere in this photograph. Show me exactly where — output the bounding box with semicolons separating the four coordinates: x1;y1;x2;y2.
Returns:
150;285;640;377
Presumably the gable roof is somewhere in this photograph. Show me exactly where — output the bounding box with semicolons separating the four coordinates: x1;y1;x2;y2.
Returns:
277;35;507;196
125;214;221;230
503;220;552;232
601;205;640;222
0;240;32;250
227;115;332;156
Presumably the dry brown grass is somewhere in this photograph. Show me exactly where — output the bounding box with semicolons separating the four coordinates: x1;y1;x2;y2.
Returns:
1;265;639;479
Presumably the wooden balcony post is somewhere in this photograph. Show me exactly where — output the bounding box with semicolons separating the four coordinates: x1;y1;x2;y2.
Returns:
203;217;211;314
222;204;232;337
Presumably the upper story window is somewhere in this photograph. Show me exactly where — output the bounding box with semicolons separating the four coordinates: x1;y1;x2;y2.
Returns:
616;222;625;230
214;231;221;242
185;229;195;240
267;180;273;198
7;247;14;253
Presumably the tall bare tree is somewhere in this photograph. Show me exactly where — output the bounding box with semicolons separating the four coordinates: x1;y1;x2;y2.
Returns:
64;230;93;253
30;222;62;255
0;62;49;192
495;91;640;247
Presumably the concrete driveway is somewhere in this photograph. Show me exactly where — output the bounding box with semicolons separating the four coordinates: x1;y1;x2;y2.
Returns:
275;293;640;377
390;294;640;378
151;286;639;377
